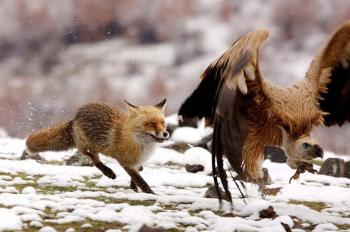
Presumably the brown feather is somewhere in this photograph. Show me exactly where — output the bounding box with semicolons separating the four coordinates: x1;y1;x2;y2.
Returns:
306;20;350;126
211;30;270;200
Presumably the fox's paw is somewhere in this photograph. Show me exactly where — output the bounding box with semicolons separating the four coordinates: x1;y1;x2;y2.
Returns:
130;181;138;192
21;149;48;164
95;162;116;179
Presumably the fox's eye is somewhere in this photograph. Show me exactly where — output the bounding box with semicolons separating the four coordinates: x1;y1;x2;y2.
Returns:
146;121;155;127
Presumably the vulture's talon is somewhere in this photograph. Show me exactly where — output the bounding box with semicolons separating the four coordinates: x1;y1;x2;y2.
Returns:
289;162;317;183
308;168;318;174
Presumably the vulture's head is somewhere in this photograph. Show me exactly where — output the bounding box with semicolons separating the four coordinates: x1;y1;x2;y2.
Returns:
281;129;324;169
276;94;325;169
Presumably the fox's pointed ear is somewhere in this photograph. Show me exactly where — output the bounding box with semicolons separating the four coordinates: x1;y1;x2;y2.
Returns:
124;100;138;112
155;99;167;111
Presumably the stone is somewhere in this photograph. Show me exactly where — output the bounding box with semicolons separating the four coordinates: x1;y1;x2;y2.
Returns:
221;212;235;217
192;134;212;151
138;225;167;232
259;206;277;219
185;164;204;173
164;142;191;153
264;146;287;163
65;151;93;166
262;168;272;185
178;116;198;128
281;222;292;232
165;124;178;137
203;185;230;202
319;158;345;177
260;187;281;196
344;161;350;179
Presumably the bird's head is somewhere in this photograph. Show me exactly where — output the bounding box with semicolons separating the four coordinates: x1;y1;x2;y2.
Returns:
281;129;324;169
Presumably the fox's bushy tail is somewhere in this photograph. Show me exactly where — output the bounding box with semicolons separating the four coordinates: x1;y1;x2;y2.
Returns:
26;120;74;153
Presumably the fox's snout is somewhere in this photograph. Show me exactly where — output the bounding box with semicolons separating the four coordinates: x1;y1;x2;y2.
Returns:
157;131;169;139
153;123;169;139
142;118;169;142
147;129;169;139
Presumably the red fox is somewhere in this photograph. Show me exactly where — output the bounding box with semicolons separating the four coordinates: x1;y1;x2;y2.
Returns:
23;99;169;194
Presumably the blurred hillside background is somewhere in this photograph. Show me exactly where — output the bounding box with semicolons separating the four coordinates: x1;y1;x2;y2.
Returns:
0;0;349;153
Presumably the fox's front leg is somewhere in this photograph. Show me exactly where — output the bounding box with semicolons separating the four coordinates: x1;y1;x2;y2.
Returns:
129;166;143;192
82;150;116;179
123;165;154;194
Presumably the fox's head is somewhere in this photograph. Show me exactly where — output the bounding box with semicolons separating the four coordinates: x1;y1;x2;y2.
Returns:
125;99;169;143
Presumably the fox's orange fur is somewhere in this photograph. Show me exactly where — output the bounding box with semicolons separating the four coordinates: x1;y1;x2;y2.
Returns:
25;100;168;194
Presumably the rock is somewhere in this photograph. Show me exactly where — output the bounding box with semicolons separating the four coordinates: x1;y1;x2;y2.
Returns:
29;221;43;228
20;149;48;164
66;151;93;166
319;158;345;177
203;185;230;202
178;116;198;128
262;168;272;185
280;222;292;232
344;161;350;179
164;142;191;153
259;206;277;219
192;134;212;151
260;187;281;196
264;146;287;163
290;216;305;230
221;212;235;217
231;168;271;185
138;225;167;232
166;124;178;137
185;164;204;173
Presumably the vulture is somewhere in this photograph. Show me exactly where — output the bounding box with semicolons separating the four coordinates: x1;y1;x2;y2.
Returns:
178;21;350;202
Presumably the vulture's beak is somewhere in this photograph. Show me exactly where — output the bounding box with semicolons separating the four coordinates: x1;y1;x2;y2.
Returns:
313;144;324;158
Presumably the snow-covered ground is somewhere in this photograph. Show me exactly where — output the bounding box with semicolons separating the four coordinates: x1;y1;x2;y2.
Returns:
0;126;349;232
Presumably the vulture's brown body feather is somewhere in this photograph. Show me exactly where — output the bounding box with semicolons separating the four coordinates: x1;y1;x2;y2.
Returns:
179;21;350;201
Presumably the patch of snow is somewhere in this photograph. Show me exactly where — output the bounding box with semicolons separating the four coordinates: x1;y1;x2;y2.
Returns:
165;114;179;126
0;128;7;138
0;208;23;231
39;226;57;232
171;127;203;143
183;147;212;174
0;135;349;231
313;223;338;232
21;186;36;195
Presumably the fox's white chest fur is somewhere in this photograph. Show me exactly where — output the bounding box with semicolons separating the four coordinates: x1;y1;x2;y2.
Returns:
133;134;156;168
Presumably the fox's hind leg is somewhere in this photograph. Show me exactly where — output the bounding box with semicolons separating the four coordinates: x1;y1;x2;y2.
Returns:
123;165;154;194
21;149;48;164
82;150;116;179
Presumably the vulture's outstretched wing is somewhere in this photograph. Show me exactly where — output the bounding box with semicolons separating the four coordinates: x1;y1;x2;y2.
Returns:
178;31;268;127
207;30;269;203
307;20;350;126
